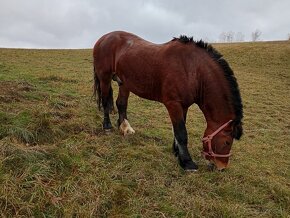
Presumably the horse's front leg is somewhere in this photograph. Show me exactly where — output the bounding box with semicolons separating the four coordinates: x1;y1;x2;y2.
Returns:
166;102;198;171
116;86;135;136
172;107;188;156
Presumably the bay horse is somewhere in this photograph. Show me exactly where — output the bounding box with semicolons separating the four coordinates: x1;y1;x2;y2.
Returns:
93;31;243;171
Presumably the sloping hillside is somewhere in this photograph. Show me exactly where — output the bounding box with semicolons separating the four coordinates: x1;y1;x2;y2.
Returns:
0;41;289;217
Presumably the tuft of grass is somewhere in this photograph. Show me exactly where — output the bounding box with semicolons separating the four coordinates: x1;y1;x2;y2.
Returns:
0;110;69;145
39;75;78;83
0;111;35;143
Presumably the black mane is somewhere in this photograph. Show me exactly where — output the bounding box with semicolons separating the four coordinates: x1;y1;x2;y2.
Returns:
174;35;244;139
173;35;194;43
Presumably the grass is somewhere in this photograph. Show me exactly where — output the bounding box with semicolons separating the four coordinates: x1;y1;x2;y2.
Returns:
0;41;289;217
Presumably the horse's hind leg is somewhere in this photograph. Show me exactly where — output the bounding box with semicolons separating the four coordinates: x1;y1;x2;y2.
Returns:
100;81;114;130
116;86;135;136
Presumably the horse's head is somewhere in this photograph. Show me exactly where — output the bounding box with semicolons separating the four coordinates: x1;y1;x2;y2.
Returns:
202;120;243;170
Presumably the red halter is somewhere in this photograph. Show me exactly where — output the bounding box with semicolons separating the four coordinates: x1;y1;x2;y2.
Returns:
202;120;233;158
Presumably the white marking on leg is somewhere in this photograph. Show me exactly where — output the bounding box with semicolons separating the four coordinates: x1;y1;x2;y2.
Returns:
175;137;197;172
119;119;135;136
175;138;185;156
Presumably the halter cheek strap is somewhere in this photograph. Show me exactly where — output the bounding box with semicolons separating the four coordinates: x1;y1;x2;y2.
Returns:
202;120;233;158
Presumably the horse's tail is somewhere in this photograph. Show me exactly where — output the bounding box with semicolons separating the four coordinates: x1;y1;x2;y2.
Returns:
108;84;114;113
93;66;102;111
93;67;114;112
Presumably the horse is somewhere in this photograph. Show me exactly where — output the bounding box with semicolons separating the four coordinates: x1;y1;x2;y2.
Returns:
93;31;243;171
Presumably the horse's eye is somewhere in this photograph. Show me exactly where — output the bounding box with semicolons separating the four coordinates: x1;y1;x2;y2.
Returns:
225;141;230;146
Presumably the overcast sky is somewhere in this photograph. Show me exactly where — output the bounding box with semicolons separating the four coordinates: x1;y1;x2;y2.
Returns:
0;0;289;48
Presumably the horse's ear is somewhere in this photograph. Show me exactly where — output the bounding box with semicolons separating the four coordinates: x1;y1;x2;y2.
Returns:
233;121;243;140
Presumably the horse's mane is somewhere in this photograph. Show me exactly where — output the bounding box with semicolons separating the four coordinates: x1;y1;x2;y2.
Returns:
173;36;243;139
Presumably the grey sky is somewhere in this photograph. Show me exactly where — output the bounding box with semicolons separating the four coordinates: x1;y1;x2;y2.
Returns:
0;0;289;48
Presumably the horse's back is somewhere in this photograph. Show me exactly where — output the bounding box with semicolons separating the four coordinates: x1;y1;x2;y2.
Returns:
93;31;137;73
114;35;196;102
93;31;144;52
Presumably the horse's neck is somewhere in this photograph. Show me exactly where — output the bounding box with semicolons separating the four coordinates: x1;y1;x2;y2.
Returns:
198;70;234;129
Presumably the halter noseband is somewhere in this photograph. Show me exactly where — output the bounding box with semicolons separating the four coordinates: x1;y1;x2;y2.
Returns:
202;120;233;158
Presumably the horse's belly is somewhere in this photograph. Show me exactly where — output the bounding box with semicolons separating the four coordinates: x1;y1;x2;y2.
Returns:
130;88;159;101
119;73;161;102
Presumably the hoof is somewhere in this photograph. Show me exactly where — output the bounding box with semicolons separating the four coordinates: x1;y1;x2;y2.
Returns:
185;168;198;172
179;159;198;172
119;119;135;136
103;122;113;131
184;163;198;172
103;128;113;134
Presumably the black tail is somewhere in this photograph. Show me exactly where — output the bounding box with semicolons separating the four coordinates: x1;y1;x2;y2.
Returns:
93;67;102;111
93;67;114;112
108;85;114;113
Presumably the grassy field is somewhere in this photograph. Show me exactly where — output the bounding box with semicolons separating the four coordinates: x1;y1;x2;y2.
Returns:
0;40;289;217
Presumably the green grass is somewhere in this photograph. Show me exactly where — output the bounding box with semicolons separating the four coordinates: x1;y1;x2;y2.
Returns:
0;41;289;217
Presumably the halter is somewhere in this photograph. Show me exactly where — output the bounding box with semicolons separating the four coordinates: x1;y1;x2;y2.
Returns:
202;120;233;158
